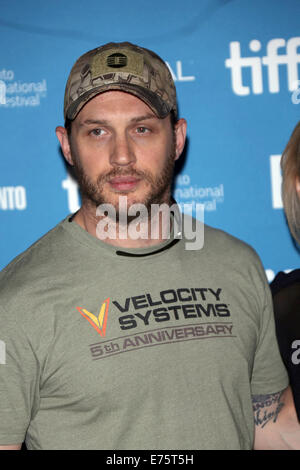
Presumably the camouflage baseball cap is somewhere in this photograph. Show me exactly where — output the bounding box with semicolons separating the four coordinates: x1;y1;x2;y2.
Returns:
64;42;178;122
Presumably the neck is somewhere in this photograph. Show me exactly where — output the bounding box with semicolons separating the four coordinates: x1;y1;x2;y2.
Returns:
72;195;175;249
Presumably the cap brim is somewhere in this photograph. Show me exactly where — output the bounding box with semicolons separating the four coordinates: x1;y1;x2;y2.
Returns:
65;83;174;121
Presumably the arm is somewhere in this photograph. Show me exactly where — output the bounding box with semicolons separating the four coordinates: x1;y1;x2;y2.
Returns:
253;386;300;449
0;444;21;450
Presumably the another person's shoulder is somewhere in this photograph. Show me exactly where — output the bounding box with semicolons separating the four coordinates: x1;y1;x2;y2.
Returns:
270;269;300;296
270;269;300;323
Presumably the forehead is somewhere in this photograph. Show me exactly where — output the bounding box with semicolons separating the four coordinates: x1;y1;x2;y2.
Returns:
75;90;157;121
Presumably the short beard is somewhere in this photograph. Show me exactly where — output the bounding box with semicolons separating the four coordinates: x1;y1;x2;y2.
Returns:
70;135;176;221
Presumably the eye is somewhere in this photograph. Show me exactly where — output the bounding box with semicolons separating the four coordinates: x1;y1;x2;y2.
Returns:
90;128;105;137
136;126;150;134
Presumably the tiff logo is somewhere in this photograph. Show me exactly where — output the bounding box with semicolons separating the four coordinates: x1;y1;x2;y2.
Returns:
225;37;300;95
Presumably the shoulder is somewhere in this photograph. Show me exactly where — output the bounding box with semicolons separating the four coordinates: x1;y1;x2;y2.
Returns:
270;270;300;328
180;215;268;290
270;269;300;296
204;223;257;256
205;223;266;278
0;217;70;304
182;214;263;265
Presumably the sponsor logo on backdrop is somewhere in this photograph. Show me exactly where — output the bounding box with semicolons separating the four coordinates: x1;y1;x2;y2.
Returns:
225;37;300;96
174;174;224;213
166;61;196;82
270;154;283;209
62;173;80;213
0;186;27;210
0;80;6;105
0;69;47;108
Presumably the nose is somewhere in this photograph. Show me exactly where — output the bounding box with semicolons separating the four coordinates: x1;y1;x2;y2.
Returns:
109;132;136;167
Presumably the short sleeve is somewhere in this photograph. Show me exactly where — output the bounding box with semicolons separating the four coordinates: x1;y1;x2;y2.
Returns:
0;305;40;445
251;281;289;395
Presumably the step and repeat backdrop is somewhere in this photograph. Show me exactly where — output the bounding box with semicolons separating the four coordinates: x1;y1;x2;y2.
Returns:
0;0;300;280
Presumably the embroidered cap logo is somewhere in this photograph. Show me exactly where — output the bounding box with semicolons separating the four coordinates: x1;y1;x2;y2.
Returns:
106;53;128;68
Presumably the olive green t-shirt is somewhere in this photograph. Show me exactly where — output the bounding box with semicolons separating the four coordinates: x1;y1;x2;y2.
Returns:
0;215;288;449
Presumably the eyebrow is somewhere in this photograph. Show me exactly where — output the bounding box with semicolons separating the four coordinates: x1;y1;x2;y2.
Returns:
79;114;158;127
130;114;157;123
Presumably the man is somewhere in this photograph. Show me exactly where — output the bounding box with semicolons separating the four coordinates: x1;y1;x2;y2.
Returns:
0;42;299;450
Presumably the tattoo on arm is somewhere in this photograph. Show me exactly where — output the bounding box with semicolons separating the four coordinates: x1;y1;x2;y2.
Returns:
252;391;285;429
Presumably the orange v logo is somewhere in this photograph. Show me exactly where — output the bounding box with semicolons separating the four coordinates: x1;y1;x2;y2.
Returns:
77;298;110;336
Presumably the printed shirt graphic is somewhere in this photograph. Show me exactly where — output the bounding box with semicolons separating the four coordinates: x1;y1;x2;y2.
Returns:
83;287;235;362
77;298;110;336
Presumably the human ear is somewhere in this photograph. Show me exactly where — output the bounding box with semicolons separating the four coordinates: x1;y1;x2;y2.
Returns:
55;126;74;166
174;118;187;161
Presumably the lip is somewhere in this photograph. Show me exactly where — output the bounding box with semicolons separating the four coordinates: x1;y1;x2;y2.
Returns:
109;176;141;191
